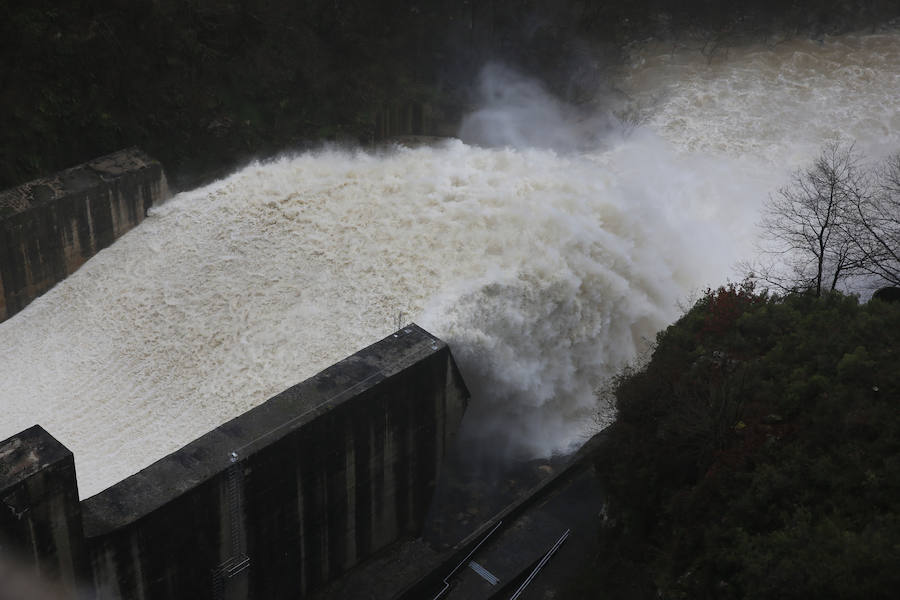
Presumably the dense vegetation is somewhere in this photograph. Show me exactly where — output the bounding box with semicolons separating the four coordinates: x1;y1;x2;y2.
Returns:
3;0;899;190
579;284;900;598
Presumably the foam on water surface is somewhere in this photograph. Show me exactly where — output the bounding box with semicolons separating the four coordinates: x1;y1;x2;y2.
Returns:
2;30;899;497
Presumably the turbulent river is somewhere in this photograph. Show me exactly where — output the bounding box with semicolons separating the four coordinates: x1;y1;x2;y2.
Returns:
2;31;899;498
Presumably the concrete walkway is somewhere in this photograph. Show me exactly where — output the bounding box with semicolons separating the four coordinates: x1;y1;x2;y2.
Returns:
308;431;608;600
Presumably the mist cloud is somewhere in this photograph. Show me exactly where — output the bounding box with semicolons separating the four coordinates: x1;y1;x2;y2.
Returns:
458;63;620;152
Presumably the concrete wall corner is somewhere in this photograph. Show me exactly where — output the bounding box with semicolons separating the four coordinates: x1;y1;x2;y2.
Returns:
0;148;170;323
0;425;87;595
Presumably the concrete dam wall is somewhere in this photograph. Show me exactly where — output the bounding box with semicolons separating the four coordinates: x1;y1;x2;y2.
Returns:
0;325;468;599
0;148;168;323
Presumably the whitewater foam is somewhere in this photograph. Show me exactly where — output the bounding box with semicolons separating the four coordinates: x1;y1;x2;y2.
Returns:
2;30;899;498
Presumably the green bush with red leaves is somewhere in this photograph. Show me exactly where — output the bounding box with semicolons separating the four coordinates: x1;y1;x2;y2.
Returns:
582;284;900;599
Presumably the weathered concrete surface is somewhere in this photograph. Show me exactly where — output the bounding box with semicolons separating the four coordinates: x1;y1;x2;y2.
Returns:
309;431;609;600
394;431;608;600
448;510;567;599
0;426;87;594
374;102;454;140
77;324;467;599
489;467;606;599
0;325;468;599
0;148;168;322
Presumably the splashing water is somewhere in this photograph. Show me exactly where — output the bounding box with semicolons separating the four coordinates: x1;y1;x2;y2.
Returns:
2;31;899;498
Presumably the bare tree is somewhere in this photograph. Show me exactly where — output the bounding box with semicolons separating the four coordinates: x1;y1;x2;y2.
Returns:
845;152;900;287
749;143;866;297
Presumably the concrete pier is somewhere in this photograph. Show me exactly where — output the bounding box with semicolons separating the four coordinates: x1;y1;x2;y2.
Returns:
0;426;86;595
0;148;169;323
0;325;467;599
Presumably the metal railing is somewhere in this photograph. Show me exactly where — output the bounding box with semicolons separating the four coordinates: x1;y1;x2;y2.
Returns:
432;520;504;600
508;529;570;600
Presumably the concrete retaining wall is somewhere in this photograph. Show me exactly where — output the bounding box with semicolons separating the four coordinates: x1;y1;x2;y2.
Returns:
0;325;467;599
0;426;86;597
0;148;168;323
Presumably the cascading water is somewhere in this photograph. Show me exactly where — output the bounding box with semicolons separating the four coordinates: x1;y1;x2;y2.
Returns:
2;31;899;499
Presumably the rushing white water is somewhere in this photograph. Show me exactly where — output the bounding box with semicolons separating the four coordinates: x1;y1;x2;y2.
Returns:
2;31;899;498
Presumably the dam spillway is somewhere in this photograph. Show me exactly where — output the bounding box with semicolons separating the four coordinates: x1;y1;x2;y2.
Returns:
1;29;900;502
1;325;467;599
0;148;168;323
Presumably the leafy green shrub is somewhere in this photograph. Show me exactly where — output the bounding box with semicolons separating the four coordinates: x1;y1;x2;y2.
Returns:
586;286;900;599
